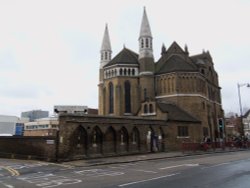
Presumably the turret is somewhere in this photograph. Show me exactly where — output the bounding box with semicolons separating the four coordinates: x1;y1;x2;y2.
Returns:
138;7;155;102
100;24;112;69
139;7;153;60
138;7;154;75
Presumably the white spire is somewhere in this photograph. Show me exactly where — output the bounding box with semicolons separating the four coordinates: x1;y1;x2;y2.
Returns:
138;7;153;60
139;7;152;38
100;24;112;68
101;24;112;51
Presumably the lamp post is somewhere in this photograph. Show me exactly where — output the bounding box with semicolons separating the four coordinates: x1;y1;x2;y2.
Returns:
237;83;250;136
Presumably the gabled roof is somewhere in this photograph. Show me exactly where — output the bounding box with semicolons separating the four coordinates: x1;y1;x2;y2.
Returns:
155;41;198;74
157;102;200;122
156;55;197;74
104;48;139;68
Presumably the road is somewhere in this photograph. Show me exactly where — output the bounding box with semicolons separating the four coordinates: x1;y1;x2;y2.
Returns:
0;151;250;188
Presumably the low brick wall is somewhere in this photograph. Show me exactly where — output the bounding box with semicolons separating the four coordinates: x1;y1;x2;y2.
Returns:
0;136;57;161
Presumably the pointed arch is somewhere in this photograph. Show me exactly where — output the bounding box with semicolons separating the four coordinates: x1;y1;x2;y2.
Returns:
125;81;131;113
119;127;129;153
104;126;116;154
144;104;148;114
91;126;103;154
158;127;165;152
149;104;153;113
131;127;140;151
109;82;114;114
146;127;155;152
71;126;88;157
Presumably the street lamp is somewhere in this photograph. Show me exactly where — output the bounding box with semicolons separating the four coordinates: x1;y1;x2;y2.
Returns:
237;83;250;136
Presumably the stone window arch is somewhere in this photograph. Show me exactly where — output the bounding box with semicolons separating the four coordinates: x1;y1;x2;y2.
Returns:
119;68;123;76
120;127;128;147
145;38;149;48
109;82;114;114
124;69;127;76
104;126;116;153
149;104;153;113
132;69;135;76
132;127;140;145
141;38;144;48
125;81;131;113
91;126;103;150
144;104;148;114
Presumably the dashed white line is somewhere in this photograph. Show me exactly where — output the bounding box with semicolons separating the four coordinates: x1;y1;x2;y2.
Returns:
159;163;199;170
134;169;157;173
118;173;180;187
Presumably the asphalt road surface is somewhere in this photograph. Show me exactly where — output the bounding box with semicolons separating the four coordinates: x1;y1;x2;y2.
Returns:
1;151;250;188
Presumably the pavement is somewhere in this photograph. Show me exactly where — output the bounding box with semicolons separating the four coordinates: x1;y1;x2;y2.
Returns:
62;148;247;167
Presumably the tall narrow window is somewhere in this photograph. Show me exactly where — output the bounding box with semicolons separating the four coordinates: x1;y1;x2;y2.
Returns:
144;104;148;114
141;39;144;48
109;82;114;114
145;38;149;48
125;81;131;113
149;104;153;113
144;88;147;101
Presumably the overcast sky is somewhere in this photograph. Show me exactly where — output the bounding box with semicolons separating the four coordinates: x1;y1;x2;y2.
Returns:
0;0;250;117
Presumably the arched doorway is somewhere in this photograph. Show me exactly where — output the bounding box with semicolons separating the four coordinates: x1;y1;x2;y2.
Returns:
146;127;158;152
91;126;103;155
71;126;87;157
158;127;165;152
119;127;129;153
131;127;140;152
104;126;116;154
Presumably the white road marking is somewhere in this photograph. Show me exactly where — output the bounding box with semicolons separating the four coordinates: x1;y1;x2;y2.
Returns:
75;169;124;177
118;173;180;187
159;163;199;170
0;181;14;188
201;162;230;169
134;169;157;173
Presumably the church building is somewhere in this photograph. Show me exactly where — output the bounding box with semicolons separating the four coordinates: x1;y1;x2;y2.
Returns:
55;8;224;161
98;8;224;142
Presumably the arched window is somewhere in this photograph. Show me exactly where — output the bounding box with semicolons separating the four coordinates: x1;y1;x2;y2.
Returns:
119;68;122;76
144;88;147;101
128;69;131;76
146;38;149;48
109;82;114;114
141;39;144;48
125;81;131;113
132;69;135;76
144;104;148;114
149;104;153;113
132;127;139;145
124;69;127;76
105;52;108;60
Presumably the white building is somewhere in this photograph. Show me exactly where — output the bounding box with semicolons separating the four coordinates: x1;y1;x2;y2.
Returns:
0;115;29;136
24;117;58;136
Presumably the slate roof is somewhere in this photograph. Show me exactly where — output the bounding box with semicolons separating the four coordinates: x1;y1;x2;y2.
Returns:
156;55;198;74
157;102;200;122
155;41;198;74
104;48;139;68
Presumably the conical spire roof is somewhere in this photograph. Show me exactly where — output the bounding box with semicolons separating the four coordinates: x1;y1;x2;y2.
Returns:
139;7;152;38
101;24;112;51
